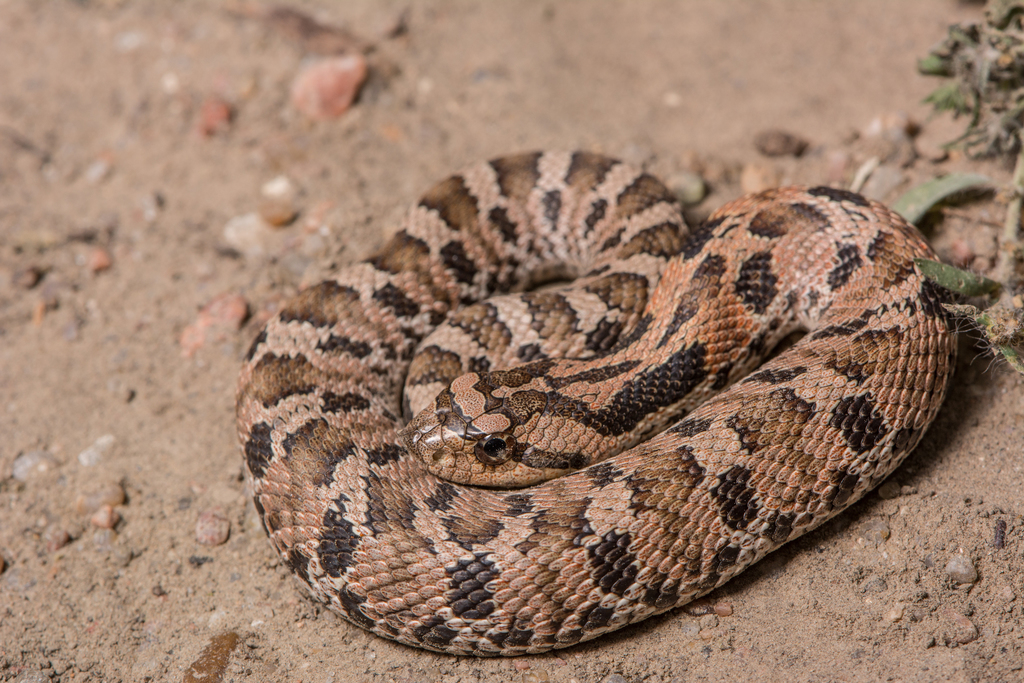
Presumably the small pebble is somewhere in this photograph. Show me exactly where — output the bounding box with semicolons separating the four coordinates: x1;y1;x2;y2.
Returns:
861;517;890;545
667;171;706;205
44;528;72;552
941;608;979;645
197;95;233;137
884;604;905;623
180;292;250;357
13;266;44;289
75;481;126;515
91;504;120;529
944;555;978;584
258;197;298;227
600;675;628;683
699;614;719;630
86;247;113;274
714;601;733;617
522;670;550;683
291;54;368;120
78;434;116;466
12;450;60;481
753;129;808;157
877;480;901;500
223;212;275;259
12;671;50;683
258;175;299;226
196;508;231;546
740;163;779;193
84;157;113;184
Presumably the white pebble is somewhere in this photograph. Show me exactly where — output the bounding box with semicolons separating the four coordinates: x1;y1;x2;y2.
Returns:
12;450;60;481
223;213;274;259
78;434;115;466
944;555;978;584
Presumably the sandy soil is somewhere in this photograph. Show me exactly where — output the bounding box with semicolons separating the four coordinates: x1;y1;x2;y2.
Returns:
1;1;1022;682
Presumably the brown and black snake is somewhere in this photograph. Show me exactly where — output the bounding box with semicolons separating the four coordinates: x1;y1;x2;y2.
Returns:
236;151;955;655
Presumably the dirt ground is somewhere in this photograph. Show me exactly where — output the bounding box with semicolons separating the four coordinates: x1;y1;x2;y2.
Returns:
1;1;1022;682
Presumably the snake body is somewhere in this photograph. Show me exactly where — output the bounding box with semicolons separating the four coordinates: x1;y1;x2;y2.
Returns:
236;151;955;656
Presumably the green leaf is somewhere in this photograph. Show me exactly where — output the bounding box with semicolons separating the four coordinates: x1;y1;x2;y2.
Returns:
917;54;951;77
892;173;993;224
915;259;1001;297
923;82;969;115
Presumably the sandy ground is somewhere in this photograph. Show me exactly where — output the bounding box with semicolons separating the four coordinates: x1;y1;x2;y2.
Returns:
1;1;1022;682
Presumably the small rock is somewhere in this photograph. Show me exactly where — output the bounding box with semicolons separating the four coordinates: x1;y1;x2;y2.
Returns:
699;614;719;630
12;450;60;481
884;604;905;623
861;518;890;545
600;675;628;683
940;608;979;645
75;481;126;515
714;601;733;617
180;292;250;357
77;434;116;466
45;527;72;552
291;54;368;120
90;504;120;529
945;555;978;584
197;96;233;137
196;508;231;546
740;163;779;193
258;197;298;227
13;266;44;289
86;247;113;274
667;171;706;205
754;129;808;157
258;176;299;226
13;671;51;683
223;212;275;259
522;670;551;683
877;480;901;500
139;192;164;223
84;157;113;184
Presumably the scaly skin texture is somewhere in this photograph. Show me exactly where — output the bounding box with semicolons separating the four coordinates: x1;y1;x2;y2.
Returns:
236;151;955;656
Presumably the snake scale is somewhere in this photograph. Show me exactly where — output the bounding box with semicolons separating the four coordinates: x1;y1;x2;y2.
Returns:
236;151;955;656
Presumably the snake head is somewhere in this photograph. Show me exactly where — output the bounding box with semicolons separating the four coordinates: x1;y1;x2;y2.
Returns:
399;370;591;488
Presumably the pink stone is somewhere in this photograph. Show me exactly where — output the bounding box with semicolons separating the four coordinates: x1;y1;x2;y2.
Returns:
291;54;368;120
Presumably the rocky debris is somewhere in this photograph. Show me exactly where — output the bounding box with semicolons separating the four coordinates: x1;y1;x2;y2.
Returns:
258;175;299;227
12;450;60;481
945;555;978;584
291;55;368;120
197;95;234;137
179;292;249;357
754;129;809;157
86;246;112;274
75;481;126;515
90;504;120;529
667;171;706;205
195;508;231;546
77;434;115;467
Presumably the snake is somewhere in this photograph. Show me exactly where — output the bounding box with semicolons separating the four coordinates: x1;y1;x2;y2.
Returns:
236;151;955;656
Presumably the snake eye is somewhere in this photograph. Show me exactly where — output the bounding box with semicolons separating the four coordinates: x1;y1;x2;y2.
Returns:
475;434;516;465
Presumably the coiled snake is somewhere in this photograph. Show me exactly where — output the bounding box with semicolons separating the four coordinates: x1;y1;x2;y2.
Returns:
236;151;955;655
